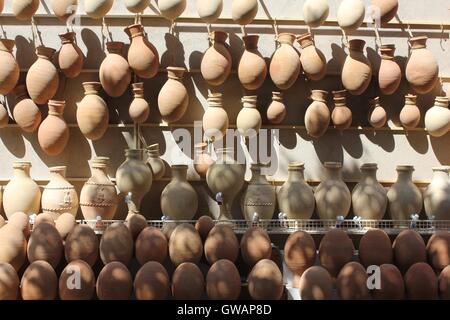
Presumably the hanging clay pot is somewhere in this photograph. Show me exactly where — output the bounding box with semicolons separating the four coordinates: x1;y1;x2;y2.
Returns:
424;167;450;220
157;0;186;20
158;67;188;123
331;90;352;130
85;0;113;19
368;97;387;128
96;262;132;300
266;91;286;124
100;42;131;98
248;259;283;300
305;90;330;138
125;0;149;13
13;85;41;132
201;31;232;86
270;33;301;90
303;0;329;28
406;36;439;94
194;142;214;179
299;266;333;300
400;94;421;130
0;103;8;128
20;261;57;300
26;46;59;105
232;0;258;25
51;0;78;22
58;32;84;79
342;39;372;95
172;262;205;300
315;162;351;220
238;35;267;91
146;144;165;180
298;33;327;81
77;82;109;140
0;39;20;95
125;24;159;79
80;157;118;220
337;0;365;32
237;95;261;138
129;82;150;123
197;0;222;23
161;165;198;220
425;96;450;137
0;262;19;300
206;259;241;300
12;0;39;21
378;44;401;95
371;0;398;25
203;93;229;141
38;100;69;156
41;166;79;219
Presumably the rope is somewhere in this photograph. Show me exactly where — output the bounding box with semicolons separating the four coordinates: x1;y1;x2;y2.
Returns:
31;17;43;48
273;18;279;43
102;17;112;52
206;23;212;44
169;20;176;35
373;23;383;47
341;28;349;48
240;25;247;36
406;24;414;38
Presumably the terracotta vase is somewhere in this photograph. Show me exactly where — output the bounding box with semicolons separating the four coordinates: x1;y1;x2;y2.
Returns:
203;93;229;141
197;0;222;23
129;82;150;124
51;0;78;22
0;39;20;95
425;96;450;137
315;162;351;220
266;91;286;124
406;36;439;94
116;149;152;213
248;259;283;300
125;0;149;13
342;39;372;95
277;162;315;219
368;97;387;128
270;33;300;90
41;166;79;219
12;0;39;20
85;0;113;19
371;0;398;25
26;46;59;105
38;100;69;156
424;167;450;220
0;224;27;271
305;90;330;138
100;42;131;98
0;103;8;128
303;0;329;28
146;144;165;180
194;142;213;179
3;161;41;217
299;266;333;300
400;94;420;130
157;0;186;20
13;85;41;132
331;90;352;131
158;67;188;123
352;163;387;220
201;31;232;86
337;0;365;32
125;24;159;79
298;33;327;81
232;0;258;25
379;44;401;95
237;95;262;138
77;82;109;140
238;35;267;91
0;262;19;300
387;165;423;220
80;157;118;220
20;261;57;300
58;32;84;79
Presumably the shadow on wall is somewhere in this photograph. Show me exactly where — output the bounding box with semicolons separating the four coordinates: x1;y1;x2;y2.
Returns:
81;28;106;69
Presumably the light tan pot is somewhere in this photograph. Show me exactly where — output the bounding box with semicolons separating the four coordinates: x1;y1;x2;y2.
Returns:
337;0;365;32
303;0;329;28
125;0;149;13
232;0;258;25
100;42;131;98
331;90;352;131
197;0;222;23
0;39;20;95
158;66;188;123
0;224;27;272
266;91;286;124
203;92;229;141
379;44;401;95
371;0;398;25
200;31;232;86
238;35;267;91
157;0;186;20
194;142;213;179
13;85;41;133
424;167;450;220
305;90;330;138
27;223;63;268
368;97;387;128
85;0;113;19
129;82;150;124
51;0;77;22
38;100;69;156
270;33;300;90
0;261;19;300
21;261;57;300
12;0;39;20
342;39;372;95
298;33;327;81
237;95;261;138
400;94;421;130
0;103;8;128
58;32;84;79
146;144;165;180
425;96;450;137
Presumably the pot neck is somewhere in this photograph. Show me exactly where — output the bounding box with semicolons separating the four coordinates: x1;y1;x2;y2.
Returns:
0;39;15;52
106;42;125;55
59;32;76;44
48;101;65;117
126;24;144;39
83;82;101;95
91;157;110;174
249;164;268;183
434;97;449;109
210;31;228;44
310;90;328;103
242;96;257;108
272;92;283;102
147;144;161;157
405;95;417;106
396;166;414;182
132;83;145;98
208;93;223;108
13;162;32;178
324;162;343;179
297;33;314;49
360;163;378;181
348;39;366;53
287;162;305;181
36;46;56;60
125;149;144;161
409;36;427;50
216;148;235;162
167;67;185;81
171;165;188;181
49;166;67;179
432;167;449;180
369;97;381;109
243;35;259;50
277;33;295;46
380;44;396;60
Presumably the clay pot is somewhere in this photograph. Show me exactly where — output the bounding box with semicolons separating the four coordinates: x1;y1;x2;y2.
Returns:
3;161;41;217
27;223;63;268
194;142;213;179
203;93;229;141
400;94;421;129
58;32;84;79
378;44;401;95
242;163;276;221
96;262;132;300
371;0;398;25
85;0;113;19
331;90;352;130
13;85;41;132
134;261;170;300
298;33;327;81
80;157;118;220
7;212;31;238
337;0;365;32
206;259;241;300
299;266;333;300
368;97;387;128
342;39;372;95
238;35;267;90
41;166;79;219
12;0;39;20
319;229;354;278
0;262;19;300
197;0;222;23
201;31;232;86
38;100;70;156
125;0;149;13
270;33;301;90
21;261;57;300
387;165;423;221
240;227;271;267
372;264;404;299
305;90;330;138
55;213;76;239
248;259;283;300
283;231;316;284
59;260;95;300
231;0;258;25
0;39;20;95
34;213;55;227
135;226;167;265
0;102;8;128
100;223;133;265
125;24;159;79
157;0;186;20
237;95;262;138
195;216;215;241
26;46;59;104
336;262;371;300
439;265;450;299
172;262;205;300
125;213;147;239
427;232;450;271
129;82;150;123
161;165;198;220
352;163;387;220
405;262;438;300
358;229;393;267
303;0;329;28
406;36;439;94
424;167;450;220
169;223;203;266
146;144;166;180
51;0;78;22
77;82;109;140
392;230;426;274
0;224;27;271
100;42;131;98
425;97;450;137
65;224;99;267
204;224;239;264
158;67;188;123
266;91;286;124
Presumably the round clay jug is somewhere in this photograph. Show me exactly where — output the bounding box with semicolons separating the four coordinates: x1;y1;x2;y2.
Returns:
372;264;405;300
425;96;450;137
80;157;118;220
427;232;450;271
406;36;439;94
440;265;450;299
27;223;63;268
0;262;19;300
100;42;131;98
172;262;205;300
64;224;99;266
240;227;271;267
331;90;352;130
194;142;213;179
116;149;152;213
85;0;113;19
157;0;186;20
371;0;398;25
146;144;165;180
197;0;222;23
0;224;27;271
26;46;59;104
315;162;351;220
204;224;239;264
400;94;421;129
203;93;229;141
358;229;393;267
100;222;133;265
303;0;329;28
337;0;365;32
266;91;286;124
13;85;41;132
319;229;354;278
424;167;450;220
77;82;109;140
169;223;203;266
206;259;241;300
96;262;132;300
304;90;330;138
161;165;198;220
125;212;147;239
55;213;76;239
41;166;79;219
404;262;438;300
269;33;301;90
135;226;167;265
3;162;41;217
12;0;39;20
342;39;372;95
298;33;327;81
20;261;57;300
378;44;401;95
238;35;267;91
0;39;20;95
58;32;84;79
393;230;426;274
125;24;159;79
284;231;316;286
277;162;315;220
237;95;262;138
368;97;387;128
51;0;78;22
247;259;283;300
195;215;214;240
129;82;149;123
231;0;258;25
0;103;8;128
158;66;188;123
125;0;149;13
387;165;423;220
38;100;70;156
299;266;333;300
336;262;371;300
59;260;95;300
201;31;232;86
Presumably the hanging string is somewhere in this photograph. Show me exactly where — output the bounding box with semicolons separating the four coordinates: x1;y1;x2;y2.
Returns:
31;17;43;48
406;24;414;38
101;17;112;52
273;18;279;44
206;23;212;44
169;20;176;36
440;23;446;50
240;25;247;36
373;22;383;48
307;25;312;36
340;28;349;48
